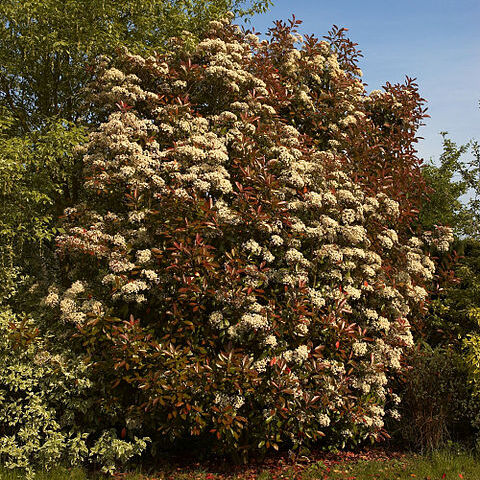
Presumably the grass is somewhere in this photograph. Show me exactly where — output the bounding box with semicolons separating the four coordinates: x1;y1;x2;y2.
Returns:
0;467;136;480
312;449;480;479
0;467;95;480
1;449;480;479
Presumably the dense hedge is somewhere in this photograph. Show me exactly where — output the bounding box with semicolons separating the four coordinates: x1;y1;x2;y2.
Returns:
40;16;453;459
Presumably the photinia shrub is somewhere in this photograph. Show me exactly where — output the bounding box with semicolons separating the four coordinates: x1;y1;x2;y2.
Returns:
45;15;452;457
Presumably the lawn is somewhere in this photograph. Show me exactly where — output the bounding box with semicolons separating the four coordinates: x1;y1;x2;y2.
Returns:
1;449;478;480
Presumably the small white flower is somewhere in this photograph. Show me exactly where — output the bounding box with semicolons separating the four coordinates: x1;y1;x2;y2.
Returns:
136;249;152;264
264;335;277;347
317;414;331;427
209;311;224;327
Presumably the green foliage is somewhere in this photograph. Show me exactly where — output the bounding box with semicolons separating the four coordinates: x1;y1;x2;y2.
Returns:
89;431;150;475
455;140;480;239
419;132;480;239
396;346;477;451
414;126;480;453
0;308;90;477
0;307;149;478
419;133;472;236
417;133;480;348
464;332;480;384
424;238;480;346
0;110;87;295
462;329;480;429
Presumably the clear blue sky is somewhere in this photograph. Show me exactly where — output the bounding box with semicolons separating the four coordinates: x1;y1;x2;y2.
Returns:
247;0;480;164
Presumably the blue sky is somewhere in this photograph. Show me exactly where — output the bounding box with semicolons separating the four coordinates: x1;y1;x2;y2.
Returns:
247;0;480;164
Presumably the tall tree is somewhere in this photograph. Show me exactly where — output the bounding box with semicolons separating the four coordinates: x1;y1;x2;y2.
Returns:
419;132;479;238
418;132;480;346
0;0;271;131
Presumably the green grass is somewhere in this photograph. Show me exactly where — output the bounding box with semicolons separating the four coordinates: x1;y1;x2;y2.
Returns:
302;450;480;480
0;467;149;480
0;467;98;480
2;450;480;479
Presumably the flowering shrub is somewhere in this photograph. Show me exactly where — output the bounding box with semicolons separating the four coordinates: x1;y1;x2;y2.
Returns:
46;15;452;457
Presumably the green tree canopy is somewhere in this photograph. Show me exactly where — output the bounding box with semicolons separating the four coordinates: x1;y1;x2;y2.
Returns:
0;0;271;131
418;131;480;346
419;132;480;239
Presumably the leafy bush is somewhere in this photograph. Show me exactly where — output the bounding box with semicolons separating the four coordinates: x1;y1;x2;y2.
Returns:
422;239;480;347
45;16;450;457
0;308;148;478
0;110;87;299
463;330;480;441
395;346;477;451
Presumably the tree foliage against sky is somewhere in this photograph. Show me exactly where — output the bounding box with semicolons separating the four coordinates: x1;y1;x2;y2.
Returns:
420;133;480;239
0;0;271;130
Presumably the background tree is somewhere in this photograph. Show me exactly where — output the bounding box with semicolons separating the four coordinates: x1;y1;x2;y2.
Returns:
418;128;480;434
415;132;480;345
392;130;480;451
419;133;471;237
419;133;480;239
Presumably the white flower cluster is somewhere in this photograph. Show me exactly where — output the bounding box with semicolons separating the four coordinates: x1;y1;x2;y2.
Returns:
214;393;245;410
423;225;454;252
43;286;60;307
228;310;269;338
283;345;310;365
